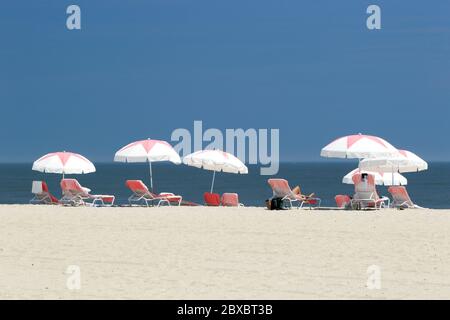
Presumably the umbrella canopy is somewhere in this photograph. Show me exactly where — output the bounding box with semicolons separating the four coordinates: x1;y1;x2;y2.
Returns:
183;149;248;173
114;139;181;164
114;139;181;190
183;149;248;192
321;134;398;159
359;149;428;173
32;151;96;175
343;168;407;186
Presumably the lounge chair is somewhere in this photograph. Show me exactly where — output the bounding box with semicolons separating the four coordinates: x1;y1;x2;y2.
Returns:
351;174;389;209
267;178;321;209
126;180;182;207
60;179;115;207
221;193;243;207
335;195;351;209
388;186;422;209
204;192;221;206
30;181;59;205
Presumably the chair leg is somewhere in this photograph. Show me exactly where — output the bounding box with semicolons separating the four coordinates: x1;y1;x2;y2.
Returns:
157;199;169;207
157;199;170;207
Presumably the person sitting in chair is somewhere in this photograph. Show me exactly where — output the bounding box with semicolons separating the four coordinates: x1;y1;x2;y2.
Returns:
292;185;315;201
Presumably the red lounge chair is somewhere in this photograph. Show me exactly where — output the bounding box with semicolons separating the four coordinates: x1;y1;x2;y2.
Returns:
267;178;321;209
335;195;351;208
60;179;115;207
204;192;221;206
351;174;389;209
30;181;59;205
221;193;243;207
388;186;421;209
126;180;182;207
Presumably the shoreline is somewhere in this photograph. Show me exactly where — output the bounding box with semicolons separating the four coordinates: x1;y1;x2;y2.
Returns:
0;204;448;210
1;205;450;299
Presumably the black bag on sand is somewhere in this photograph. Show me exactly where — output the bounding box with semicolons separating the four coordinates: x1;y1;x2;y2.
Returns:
266;197;284;210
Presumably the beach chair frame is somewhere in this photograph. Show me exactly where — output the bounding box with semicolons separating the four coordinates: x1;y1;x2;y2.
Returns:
30;181;58;205
351;174;390;210
283;196;322;209
350;193;389;210
128;193;178;207
388;186;418;209
30;194;52;205
268;179;321;210
60;191;114;207
126;180;182;207
60;179;115;207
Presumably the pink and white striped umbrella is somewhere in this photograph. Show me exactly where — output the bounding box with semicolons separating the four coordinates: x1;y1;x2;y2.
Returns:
114;139;181;164
32;151;96;175
397;150;428;172
114;139;181;190
321;134;398;159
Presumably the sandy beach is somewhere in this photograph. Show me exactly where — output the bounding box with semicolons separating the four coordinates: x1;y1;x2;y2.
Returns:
1;205;450;299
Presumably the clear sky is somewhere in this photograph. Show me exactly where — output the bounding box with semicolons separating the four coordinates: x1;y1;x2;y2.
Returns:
1;1;449;162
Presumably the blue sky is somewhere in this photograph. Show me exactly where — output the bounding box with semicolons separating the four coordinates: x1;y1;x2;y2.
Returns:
0;1;449;162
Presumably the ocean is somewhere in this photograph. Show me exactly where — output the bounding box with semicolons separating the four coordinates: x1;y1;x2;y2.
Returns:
1;162;449;208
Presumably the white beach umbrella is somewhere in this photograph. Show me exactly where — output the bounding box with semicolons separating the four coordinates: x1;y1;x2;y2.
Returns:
359;149;427;185
321;134;399;159
343;168;407;186
114;139;181;190
32;151;96;178
183;149;248;193
359;150;428;173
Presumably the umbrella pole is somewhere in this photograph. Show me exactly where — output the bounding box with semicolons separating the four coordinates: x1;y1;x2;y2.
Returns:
210;170;216;193
62;151;66;181
392;165;394;186
59;174;63;197
148;161;153;191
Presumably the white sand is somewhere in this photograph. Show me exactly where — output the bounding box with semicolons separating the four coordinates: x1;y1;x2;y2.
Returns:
1;205;450;299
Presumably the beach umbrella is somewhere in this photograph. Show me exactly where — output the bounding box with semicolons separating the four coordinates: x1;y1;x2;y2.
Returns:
342;168;407;186
32;151;96;179
183;149;248;193
114;139;181;190
359;149;427;185
359;150;428;173
321;134;398;159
